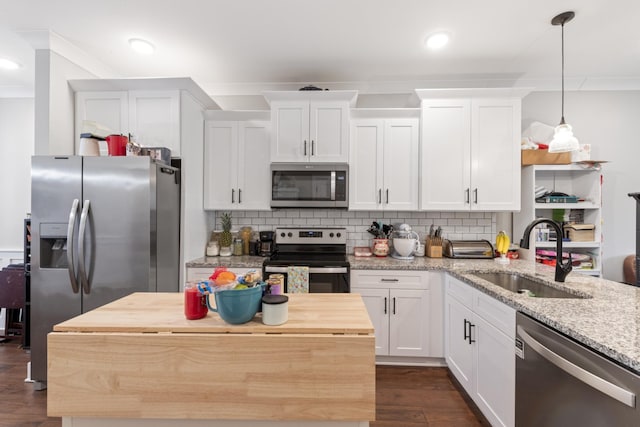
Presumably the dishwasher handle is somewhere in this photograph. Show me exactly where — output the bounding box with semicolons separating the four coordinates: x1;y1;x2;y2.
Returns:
517;325;636;408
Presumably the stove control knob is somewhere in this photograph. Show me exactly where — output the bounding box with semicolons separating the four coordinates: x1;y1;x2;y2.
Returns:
337;232;342;238
280;232;285;238
287;232;293;237
329;232;334;238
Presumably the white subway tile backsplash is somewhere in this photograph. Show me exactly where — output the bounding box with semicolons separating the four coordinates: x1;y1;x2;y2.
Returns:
209;210;496;253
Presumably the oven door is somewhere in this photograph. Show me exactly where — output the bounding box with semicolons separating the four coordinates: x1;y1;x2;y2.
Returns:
263;266;350;293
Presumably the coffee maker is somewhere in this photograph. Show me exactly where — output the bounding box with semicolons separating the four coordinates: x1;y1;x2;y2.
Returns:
259;231;275;256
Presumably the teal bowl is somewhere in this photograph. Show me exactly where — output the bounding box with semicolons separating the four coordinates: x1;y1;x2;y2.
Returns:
206;285;263;324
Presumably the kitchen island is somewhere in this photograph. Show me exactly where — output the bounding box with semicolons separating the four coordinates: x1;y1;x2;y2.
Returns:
47;293;375;426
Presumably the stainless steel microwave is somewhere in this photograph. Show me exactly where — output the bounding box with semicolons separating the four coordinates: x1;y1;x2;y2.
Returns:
271;163;348;208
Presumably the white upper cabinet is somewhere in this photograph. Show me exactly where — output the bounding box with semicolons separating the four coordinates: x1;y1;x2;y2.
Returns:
264;91;357;163
75;91;129;156
420;99;471;211
471;98;521;211
417;88;528;211
204;120;271;211
75;89;182;156
350;118;419;210
128;90;181;156
72;78;218;159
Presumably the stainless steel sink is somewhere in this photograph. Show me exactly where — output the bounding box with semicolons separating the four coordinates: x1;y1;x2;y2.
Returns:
472;272;587;299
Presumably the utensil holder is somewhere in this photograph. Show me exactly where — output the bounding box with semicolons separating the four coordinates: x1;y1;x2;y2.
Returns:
426;237;443;258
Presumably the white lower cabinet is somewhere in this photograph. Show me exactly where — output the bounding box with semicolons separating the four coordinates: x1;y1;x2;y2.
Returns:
351;270;443;358
445;274;515;427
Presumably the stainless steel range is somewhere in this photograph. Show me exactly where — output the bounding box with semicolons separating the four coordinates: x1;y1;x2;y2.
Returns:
262;227;350;293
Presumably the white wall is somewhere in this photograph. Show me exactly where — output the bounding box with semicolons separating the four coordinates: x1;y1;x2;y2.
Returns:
180;91;207;285
34;49;95;155
522;90;640;282
0;98;34;257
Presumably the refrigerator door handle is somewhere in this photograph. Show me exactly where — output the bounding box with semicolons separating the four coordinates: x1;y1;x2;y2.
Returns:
78;199;91;294
67;199;80;293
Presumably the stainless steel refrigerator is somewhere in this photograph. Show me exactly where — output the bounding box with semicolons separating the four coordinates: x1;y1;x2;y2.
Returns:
30;156;180;389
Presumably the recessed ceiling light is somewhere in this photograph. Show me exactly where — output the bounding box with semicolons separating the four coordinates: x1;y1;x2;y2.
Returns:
128;38;155;55
0;57;21;70
424;32;450;50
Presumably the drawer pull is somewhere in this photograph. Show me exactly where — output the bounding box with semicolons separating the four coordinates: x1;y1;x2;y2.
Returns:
381;278;399;282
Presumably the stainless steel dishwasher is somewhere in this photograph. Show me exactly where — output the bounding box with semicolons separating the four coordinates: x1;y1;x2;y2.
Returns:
516;312;640;426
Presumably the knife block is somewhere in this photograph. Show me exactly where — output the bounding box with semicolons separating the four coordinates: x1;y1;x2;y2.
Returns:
425;237;443;258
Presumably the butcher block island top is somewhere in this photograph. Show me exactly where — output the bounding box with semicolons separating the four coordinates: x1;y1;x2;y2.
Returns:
53;292;374;334
48;293;376;426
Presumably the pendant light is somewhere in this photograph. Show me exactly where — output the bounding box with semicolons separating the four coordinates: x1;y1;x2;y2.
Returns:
548;11;579;153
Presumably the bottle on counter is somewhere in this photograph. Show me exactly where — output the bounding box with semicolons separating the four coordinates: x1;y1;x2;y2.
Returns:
233;238;243;256
240;226;253;255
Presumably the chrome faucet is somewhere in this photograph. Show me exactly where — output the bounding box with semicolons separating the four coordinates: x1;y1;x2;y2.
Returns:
520;218;572;282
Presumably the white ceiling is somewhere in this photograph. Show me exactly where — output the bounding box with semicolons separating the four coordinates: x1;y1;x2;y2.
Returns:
1;0;639;99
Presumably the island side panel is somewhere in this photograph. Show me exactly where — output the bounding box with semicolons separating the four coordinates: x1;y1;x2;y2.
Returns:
48;332;375;421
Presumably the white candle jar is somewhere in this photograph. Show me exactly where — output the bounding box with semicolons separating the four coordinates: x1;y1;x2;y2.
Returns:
261;294;289;326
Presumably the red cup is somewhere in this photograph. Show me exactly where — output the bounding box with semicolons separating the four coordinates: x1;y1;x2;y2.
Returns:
184;284;208;320
106;134;128;156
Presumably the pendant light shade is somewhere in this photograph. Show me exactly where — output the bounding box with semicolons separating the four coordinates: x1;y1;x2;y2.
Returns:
548;123;579;153
548;11;579;153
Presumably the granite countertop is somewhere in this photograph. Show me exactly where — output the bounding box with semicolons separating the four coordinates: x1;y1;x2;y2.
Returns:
349;255;640;374
186;255;266;269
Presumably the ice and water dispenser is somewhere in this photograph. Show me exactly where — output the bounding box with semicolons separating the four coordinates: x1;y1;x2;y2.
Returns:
39;223;69;269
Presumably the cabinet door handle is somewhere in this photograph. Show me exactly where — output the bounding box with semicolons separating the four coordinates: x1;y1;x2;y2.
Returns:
384;297;387;314
464;319;470;341
473;188;478;204
378;189;382;204
386;189;389;204
304;140;307;156
381;278;399;282
231;188;235;203
311;140;315;156
392;297;396;315
465;188;470;204
238;188;242;204
469;322;476;344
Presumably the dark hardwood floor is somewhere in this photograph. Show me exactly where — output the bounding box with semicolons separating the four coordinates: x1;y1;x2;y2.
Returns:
374;366;486;427
1;340;484;426
0;340;57;427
